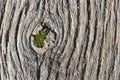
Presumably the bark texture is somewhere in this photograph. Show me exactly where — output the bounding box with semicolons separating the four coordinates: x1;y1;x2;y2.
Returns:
0;0;120;80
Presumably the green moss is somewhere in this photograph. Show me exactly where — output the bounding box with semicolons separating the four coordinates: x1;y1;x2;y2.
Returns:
33;27;51;48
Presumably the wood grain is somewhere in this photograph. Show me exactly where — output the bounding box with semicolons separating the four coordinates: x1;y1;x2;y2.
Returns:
0;0;120;80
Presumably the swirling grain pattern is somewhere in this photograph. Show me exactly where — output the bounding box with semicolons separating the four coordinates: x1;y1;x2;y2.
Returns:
0;0;120;80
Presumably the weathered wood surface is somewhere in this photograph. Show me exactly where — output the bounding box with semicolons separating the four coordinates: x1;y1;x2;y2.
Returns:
0;0;120;80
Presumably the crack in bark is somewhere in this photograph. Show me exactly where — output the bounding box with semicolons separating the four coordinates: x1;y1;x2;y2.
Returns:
0;0;119;80
81;0;90;80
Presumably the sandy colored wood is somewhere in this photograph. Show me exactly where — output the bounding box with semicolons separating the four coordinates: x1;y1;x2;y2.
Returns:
0;0;120;80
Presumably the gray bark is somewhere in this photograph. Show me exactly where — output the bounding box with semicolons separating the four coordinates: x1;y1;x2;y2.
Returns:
0;0;120;80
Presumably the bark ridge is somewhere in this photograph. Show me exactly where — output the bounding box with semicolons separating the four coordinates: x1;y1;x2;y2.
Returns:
0;0;120;80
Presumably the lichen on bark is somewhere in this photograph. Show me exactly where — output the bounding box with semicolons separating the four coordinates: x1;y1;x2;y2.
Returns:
33;27;51;48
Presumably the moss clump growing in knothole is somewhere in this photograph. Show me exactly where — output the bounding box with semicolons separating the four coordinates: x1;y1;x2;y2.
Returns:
33;27;51;48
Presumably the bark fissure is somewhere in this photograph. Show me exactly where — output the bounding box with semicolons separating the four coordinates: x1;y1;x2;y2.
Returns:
15;8;24;75
96;28;104;80
81;27;90;80
24;1;29;15
90;19;97;55
0;0;120;80
81;0;90;79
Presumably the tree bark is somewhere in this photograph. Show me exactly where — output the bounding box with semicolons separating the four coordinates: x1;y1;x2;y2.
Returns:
0;0;120;80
